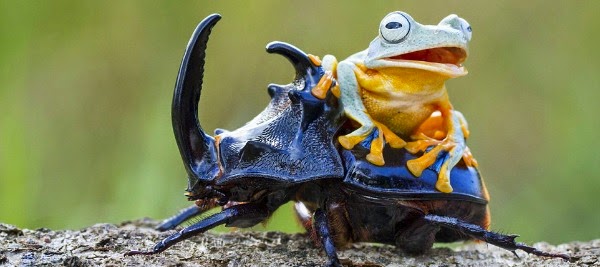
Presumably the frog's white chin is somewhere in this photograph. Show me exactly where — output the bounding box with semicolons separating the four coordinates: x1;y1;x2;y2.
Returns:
375;59;468;78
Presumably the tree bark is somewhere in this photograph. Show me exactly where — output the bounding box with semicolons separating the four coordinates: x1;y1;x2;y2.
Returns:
0;219;596;266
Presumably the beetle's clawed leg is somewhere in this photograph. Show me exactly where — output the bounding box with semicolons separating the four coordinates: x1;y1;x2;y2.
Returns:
125;203;269;256
156;205;203;231
156;198;220;231
423;214;571;261
313;209;342;267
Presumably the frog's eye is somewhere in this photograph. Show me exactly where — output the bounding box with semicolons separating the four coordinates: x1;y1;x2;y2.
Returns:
458;18;472;41
379;13;411;43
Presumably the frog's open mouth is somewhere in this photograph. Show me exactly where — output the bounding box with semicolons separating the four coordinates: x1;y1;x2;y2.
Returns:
386;47;468;77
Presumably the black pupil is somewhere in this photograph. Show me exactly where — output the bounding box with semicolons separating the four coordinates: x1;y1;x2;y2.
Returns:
467;26;472;32
385;22;402;29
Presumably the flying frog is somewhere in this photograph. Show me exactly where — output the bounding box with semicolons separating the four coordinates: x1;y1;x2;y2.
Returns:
312;11;477;193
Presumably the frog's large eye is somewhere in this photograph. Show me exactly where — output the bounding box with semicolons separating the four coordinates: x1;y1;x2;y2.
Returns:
458;18;472;41
379;12;411;43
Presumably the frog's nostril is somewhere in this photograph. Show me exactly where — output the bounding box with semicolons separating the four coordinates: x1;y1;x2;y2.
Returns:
385;22;403;29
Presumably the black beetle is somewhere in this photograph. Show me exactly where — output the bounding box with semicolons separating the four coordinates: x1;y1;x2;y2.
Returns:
126;14;570;266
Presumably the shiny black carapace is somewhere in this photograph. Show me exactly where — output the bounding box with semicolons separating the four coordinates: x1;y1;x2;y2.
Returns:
125;14;569;266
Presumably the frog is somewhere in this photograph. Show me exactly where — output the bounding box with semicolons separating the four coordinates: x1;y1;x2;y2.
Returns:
311;11;477;193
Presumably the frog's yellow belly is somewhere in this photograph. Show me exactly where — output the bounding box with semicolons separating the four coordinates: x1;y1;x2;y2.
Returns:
360;88;441;138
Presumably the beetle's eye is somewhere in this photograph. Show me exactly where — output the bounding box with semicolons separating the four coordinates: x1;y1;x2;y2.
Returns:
459;18;472;41
380;13;411;43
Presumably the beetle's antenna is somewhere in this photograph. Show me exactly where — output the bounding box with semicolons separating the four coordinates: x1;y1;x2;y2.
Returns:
172;14;221;183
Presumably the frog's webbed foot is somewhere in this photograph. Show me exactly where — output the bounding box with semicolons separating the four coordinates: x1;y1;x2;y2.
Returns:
405;111;477;193
461;146;478;168
405;134;463;193
339;121;406;166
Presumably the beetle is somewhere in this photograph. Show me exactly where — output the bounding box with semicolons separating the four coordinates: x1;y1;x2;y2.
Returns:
125;14;570;266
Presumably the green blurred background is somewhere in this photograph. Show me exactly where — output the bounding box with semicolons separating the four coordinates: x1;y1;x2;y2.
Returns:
1;1;598;244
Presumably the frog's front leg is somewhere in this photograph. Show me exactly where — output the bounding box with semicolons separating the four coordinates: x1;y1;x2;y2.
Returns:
406;109;474;193
335;60;405;165
336;61;376;148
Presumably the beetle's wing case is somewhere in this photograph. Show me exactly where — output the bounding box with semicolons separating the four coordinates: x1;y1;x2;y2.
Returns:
342;145;488;204
215;42;345;186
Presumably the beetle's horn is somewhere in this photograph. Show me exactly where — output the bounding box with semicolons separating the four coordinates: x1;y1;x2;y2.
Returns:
172;14;221;183
266;41;316;80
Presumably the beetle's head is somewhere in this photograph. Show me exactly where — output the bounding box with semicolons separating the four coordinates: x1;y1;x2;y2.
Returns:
172;15;341;207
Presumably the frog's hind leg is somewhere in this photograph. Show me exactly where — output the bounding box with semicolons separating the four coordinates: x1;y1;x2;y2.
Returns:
407;141;464;193
406;139;450;175
406;110;472;193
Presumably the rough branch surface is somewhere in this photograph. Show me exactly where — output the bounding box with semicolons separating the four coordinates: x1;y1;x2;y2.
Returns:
0;219;597;266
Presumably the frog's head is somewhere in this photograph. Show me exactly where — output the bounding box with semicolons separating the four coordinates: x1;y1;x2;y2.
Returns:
364;11;472;78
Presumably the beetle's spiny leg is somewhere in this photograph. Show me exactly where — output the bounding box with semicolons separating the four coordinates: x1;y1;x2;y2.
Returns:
157;198;220;231
156;205;203;231
126;209;231;256
125;203;269;256
423;214;571;261
313;209;342;267
512;241;572;260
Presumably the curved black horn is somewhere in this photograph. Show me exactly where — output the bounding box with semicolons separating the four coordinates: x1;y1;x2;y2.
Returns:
266;41;316;79
172;14;221;182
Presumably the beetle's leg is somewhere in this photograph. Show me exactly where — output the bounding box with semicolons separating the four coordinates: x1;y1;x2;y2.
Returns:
423;214;571;260
157;198;219;231
313;209;342;267
125;203;269;256
156;205;203;231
